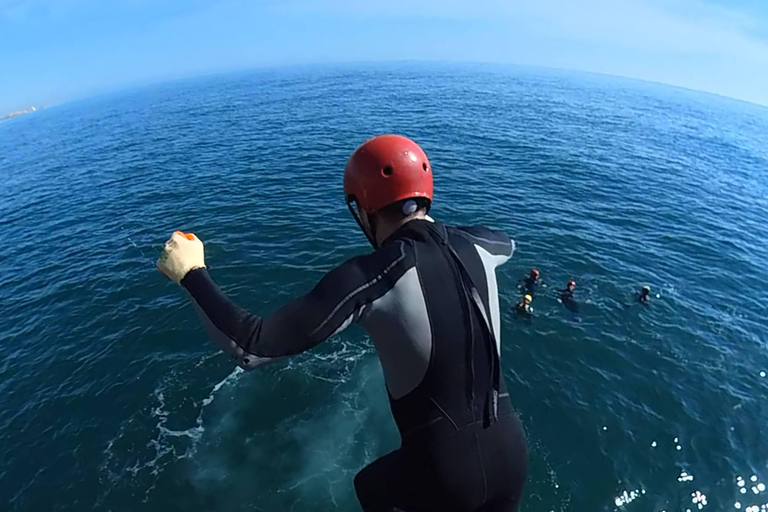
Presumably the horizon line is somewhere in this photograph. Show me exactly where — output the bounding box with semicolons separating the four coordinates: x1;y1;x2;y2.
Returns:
5;60;768;116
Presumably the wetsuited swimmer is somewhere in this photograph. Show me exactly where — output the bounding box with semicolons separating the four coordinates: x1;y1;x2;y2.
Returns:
559;280;576;303
638;285;651;303
516;294;533;316
557;279;580;314
519;268;542;295
157;135;528;512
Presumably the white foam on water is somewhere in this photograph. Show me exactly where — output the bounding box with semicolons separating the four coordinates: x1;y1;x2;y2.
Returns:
98;363;246;504
201;367;244;407
181;339;377;509
691;490;707;509
614;487;644;507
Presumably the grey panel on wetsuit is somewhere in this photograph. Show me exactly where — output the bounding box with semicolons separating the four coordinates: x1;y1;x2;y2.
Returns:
473;243;514;351
359;266;432;400
452;227;514;352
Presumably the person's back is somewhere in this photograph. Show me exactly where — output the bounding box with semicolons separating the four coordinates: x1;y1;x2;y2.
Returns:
157;135;528;511
351;219;527;511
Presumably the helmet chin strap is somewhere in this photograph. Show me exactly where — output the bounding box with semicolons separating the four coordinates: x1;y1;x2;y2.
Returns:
347;200;379;249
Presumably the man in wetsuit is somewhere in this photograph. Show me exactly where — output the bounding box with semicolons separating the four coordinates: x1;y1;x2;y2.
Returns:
638;285;651;303
559;280;576;302
519;269;541;295
157;135;528;512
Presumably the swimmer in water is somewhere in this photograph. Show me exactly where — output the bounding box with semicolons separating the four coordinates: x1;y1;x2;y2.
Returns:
559;280;576;302
519;269;541;295
516;294;533;316
638;285;651;303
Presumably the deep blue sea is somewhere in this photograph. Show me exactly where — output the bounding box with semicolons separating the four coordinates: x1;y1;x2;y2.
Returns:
1;63;768;512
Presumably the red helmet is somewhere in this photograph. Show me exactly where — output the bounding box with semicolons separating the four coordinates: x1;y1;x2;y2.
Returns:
568;280;576;287
344;134;433;213
531;269;540;277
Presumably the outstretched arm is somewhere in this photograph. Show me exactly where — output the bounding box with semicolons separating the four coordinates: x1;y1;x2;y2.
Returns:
157;231;408;370
180;262;370;370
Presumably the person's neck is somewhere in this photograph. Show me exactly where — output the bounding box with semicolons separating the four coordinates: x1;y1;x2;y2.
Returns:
375;212;428;246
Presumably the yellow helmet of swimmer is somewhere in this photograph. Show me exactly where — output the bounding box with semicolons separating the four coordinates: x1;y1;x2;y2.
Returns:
524;294;533;302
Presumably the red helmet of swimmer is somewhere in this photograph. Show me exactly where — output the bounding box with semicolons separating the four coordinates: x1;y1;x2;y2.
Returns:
344;134;433;213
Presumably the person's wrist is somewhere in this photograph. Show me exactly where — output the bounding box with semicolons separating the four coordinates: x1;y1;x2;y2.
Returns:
179;265;206;286
182;264;205;280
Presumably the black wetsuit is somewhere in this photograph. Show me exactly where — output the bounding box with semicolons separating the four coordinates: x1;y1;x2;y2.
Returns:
559;289;574;302
181;219;528;512
519;276;539;295
516;302;532;317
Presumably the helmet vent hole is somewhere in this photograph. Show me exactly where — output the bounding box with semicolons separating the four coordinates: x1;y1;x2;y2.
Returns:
422;163;428;172
382;165;394;177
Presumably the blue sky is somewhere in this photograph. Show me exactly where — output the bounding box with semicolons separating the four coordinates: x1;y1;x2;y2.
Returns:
1;0;767;112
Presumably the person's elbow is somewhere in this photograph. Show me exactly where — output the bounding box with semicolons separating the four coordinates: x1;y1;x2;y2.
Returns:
227;350;278;371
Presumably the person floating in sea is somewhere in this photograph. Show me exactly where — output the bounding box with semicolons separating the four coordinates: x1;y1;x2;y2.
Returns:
638;285;652;303
156;135;528;512
517;294;534;316
559;280;576;303
519;268;542;295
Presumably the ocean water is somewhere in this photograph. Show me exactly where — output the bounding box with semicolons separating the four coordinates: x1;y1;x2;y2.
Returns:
1;63;768;512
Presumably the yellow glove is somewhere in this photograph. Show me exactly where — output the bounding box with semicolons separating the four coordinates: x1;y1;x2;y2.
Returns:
156;231;205;284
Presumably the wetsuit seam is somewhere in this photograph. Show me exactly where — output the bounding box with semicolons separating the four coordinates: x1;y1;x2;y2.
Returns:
310;243;406;337
429;397;460;432
474;428;489;505
401;416;445;438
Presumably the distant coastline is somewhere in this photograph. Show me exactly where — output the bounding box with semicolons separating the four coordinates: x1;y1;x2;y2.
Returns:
2;106;39;121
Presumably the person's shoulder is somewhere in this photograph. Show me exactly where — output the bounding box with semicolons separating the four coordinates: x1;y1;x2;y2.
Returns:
332;239;415;281
448;224;515;257
306;241;416;301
